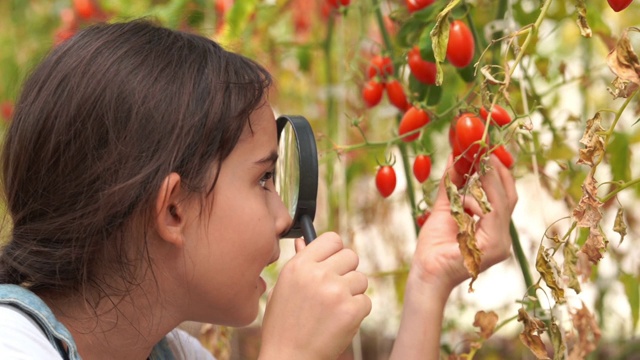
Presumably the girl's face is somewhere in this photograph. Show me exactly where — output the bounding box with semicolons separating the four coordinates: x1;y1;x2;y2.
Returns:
181;102;292;326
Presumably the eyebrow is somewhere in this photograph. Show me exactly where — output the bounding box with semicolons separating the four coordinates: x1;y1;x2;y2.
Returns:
255;151;278;166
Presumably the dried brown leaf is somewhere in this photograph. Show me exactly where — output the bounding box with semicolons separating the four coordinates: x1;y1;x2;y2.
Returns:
568;302;601;359
580;226;607;265
536;245;566;304
445;174;482;292
573;0;592;38
572;172;603;228
473;310;499;339
613;208;627;245
517;308;551;360
576;113;605;167
606;27;640;98
469;180;492;214
549;316;567;360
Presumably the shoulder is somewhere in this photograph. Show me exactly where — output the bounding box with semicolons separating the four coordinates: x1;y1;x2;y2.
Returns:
166;327;217;360
0;305;63;359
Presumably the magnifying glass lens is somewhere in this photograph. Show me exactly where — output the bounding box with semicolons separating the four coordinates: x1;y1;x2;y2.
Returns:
275;122;299;218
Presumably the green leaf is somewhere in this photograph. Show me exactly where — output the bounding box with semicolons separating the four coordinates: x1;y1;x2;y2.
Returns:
227;0;258;39
619;272;639;334
418;26;436;62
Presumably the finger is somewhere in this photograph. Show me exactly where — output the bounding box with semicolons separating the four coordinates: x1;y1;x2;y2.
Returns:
433;154;467;209
343;271;368;295
322;248;359;275
491;155;518;212
294;237;306;253
352;293;373;319
296;232;344;262
477;156;509;210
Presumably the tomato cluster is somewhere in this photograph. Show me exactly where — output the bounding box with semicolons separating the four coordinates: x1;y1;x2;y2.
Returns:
362;55;410;111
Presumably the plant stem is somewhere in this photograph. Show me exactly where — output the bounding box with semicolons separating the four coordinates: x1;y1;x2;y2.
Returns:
511;219;536;297
324;13;339;231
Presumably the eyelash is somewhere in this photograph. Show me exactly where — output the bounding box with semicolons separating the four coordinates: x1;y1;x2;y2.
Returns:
259;171;274;190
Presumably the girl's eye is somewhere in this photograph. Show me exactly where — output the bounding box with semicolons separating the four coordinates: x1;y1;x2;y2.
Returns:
259;171;274;189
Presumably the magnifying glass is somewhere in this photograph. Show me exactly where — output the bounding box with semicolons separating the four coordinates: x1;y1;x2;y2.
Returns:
275;115;318;244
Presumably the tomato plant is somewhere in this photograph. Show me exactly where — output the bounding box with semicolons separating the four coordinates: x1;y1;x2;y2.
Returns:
408;46;437;85
385;79;409;111
446;20;475;68
412;154;432;183
73;0;96;20
399;106;430;142
406;0;435;13
480;104;512;127
607;0;633;11
362;79;384;108
375;165;396;198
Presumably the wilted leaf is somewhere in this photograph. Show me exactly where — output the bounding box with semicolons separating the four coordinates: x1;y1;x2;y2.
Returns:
430;0;461;85
563;241;582;294
445;174;482;292
517;308;550;360
572;172;603;228
580;226;607;264
568;302;601;359
536;245;566;304
473;310;499;339
577;112;605;167
606;27;640;98
613;208;627;245
469;180;492;214
549;316;567;360
572;0;591;38
619;273;639;334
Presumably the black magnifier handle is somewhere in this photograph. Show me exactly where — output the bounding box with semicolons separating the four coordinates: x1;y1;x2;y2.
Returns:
300;214;317;244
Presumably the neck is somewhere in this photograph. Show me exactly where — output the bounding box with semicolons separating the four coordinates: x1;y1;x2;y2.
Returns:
39;281;185;360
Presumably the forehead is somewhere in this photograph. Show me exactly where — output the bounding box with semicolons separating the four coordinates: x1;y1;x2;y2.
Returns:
236;102;277;146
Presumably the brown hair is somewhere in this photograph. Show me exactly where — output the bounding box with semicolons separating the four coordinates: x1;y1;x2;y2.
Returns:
0;20;272;295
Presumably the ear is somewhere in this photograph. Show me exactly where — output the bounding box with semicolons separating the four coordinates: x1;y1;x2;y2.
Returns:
155;172;187;248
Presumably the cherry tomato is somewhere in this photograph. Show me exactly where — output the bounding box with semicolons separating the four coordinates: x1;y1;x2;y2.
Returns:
408;46;437;85
399;106;430;142
454;113;488;162
73;0;96;20
375;165;397;198
412;155;432;183
446;20;475;68
492;145;514;169
1;101;13;121
406;0;435;12
362;80;384;108
480;104;511;127
385;80;410;111
416;210;431;227
367;55;394;79
607;0;633;11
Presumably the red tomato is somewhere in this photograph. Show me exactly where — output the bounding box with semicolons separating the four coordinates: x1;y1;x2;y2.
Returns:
408;46;437;85
406;0;435;12
399;106;430;142
73;0;96;20
1;101;14;121
453;155;475;178
416;210;431;227
454;113;487;162
492;145;514;169
362;80;385;108
54;28;76;46
375;165;397;198
480;104;511;127
446;20;475;68
412;155;432;183
607;0;633;11
385;80;410;111
367;55;394;79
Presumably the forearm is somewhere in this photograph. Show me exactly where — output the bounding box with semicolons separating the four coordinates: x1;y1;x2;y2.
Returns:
389;273;453;360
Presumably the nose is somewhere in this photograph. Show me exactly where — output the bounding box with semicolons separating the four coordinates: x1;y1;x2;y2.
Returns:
271;192;293;238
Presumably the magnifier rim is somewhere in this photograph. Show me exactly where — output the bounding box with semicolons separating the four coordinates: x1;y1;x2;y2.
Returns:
276;115;318;239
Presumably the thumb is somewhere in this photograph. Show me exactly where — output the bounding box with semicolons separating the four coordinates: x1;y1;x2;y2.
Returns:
434;154;466;206
294;237;306;253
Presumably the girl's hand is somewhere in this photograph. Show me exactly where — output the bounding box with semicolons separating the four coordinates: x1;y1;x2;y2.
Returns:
411;154;518;294
260;232;371;360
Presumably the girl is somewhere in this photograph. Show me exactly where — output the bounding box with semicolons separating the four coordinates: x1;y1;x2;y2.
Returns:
0;20;517;359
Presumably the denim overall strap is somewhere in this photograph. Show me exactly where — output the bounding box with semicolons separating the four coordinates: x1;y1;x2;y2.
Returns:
149;336;176;360
0;284;80;359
